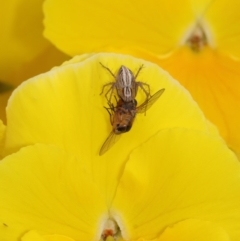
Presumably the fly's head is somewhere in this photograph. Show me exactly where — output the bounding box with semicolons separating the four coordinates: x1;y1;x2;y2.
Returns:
112;108;135;134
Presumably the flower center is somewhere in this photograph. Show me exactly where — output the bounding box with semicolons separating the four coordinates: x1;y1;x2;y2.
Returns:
101;218;121;241
186;24;207;52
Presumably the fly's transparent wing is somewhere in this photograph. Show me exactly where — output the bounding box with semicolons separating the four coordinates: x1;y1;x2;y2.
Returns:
137;88;165;113
99;131;121;156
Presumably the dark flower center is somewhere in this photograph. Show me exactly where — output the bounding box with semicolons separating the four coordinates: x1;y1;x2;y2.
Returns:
186;24;207;52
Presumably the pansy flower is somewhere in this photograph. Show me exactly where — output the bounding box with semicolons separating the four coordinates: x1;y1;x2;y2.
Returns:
43;0;240;158
0;53;240;241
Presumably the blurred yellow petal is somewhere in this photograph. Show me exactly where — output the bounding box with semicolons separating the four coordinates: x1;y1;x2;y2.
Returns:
0;45;69;123
0;0;69;123
157;219;230;241
189;0;213;15
43;0;240;59
3;53;213;204
204;0;240;58
158;46;240;157
43;0;195;56
0;0;68;82
0;119;6;158
111;128;240;240
0;0;48;81
0;144;107;241
0;82;13;122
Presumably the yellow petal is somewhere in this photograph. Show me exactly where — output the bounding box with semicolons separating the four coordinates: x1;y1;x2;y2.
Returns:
0;144;107;241
204;0;240;59
7;45;69;87
111;128;240;240
0;90;12;124
0;0;48;81
157;46;240;158
21;230;76;241
43;0;195;56
0;119;6;158
21;230;46;241
157;219;230;241
0;0;69;123
4;53;212;204
44;234;75;241
0;45;69;124
189;0;213;16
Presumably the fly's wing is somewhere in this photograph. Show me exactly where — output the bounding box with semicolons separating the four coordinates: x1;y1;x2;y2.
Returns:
99;131;121;156
137;88;165;113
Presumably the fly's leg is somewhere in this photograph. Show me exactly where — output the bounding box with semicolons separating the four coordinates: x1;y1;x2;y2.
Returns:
99;62;116;79
137;82;151;115
100;62;117;103
134;64;150;103
104;106;113;124
113;95;118;103
134;64;144;79
138;82;151;99
100;82;113;95
100;83;116;104
104;101;116;125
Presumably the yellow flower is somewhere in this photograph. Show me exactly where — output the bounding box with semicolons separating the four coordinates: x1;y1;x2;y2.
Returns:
0;0;69;123
43;0;240;158
0;53;240;241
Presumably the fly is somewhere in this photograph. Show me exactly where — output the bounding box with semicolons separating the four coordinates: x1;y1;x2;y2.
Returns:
99;88;165;155
100;63;150;103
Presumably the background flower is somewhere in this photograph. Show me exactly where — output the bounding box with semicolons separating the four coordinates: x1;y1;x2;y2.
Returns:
43;0;240;158
0;0;69;123
0;54;240;241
